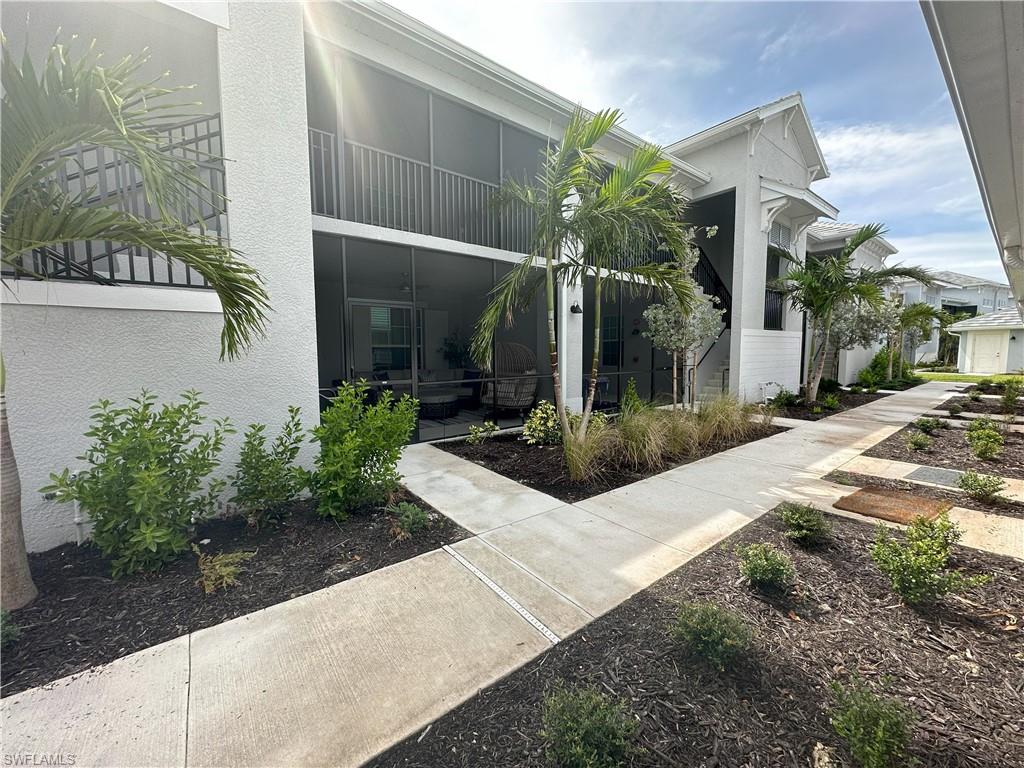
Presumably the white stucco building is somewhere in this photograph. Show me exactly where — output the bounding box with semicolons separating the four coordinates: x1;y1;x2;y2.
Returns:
2;0;848;550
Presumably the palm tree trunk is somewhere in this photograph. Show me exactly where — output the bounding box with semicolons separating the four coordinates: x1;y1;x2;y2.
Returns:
805;317;820;393
578;274;603;435
690;349;698;409
671;350;678;410
544;245;570;440
897;328;905;378
1;387;38;610
808;312;832;402
886;337;894;381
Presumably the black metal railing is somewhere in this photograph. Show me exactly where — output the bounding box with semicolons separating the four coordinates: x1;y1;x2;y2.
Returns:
693;247;731;328
5;114;226;288
764;288;785;330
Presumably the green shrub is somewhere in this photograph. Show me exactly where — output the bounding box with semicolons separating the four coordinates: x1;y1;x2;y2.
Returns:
822;393;842;411
860;350;912;388
772;388;800;407
1001;380;1022;414
819;378;842;395
1;610;20;647
967;429;1002;460
811;404;824;415
830;676;914;768
739;543;795;591
672;602;753;671
540;682;638;768
866;386;879;394
946;402;963;416
848;384;863;394
310;381;418;518
466;420;498;445
958;470;1006;501
42;391;231;578
912;417;945;434
870;513;990;604
977;378;993;388
229;406;305;528
905;431;931;451
387;500;429;540
857;368;880;389
778;502;831;545
524;400;563;445
193;545;254;594
967;389;982;402
619;377;646;417
966;416;999;433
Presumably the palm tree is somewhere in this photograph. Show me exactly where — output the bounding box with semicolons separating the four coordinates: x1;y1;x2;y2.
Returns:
897;302;941;371
1;39;271;609
774;224;931;402
471;108;695;460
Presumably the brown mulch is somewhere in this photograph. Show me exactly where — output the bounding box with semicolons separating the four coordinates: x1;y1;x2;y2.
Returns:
944;396;1024;417
833;486;951;524
1;491;467;699
368;511;1023;768
438;424;786;504
776;390;891;421
826;470;1024;520
864;424;1024;480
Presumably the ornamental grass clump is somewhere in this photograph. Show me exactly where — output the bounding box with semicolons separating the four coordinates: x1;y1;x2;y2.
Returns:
695;393;757;450
310;381;417;519
563;418;617;483
42;391;232;577
870;513;990;605
671;602;753;671
738;543;795;592
229;406;305;528
616;408;668;471
830;676;915;768
540;681;638;768
778;502;831;546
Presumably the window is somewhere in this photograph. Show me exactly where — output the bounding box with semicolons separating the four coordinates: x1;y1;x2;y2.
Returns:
983;297;993;308
601;315;620;366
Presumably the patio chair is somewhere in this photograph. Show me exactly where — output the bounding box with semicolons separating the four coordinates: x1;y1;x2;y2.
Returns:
481;342;538;411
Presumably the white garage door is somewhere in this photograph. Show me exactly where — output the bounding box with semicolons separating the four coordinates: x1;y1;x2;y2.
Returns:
971;331;1007;373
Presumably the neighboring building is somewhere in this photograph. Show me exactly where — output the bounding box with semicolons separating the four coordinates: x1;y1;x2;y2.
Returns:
805;222;899;384
948;309;1024;374
1;0;840;550
893;271;1014;362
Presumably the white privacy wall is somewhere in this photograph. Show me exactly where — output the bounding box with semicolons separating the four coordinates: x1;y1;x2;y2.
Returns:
0;2;320;550
736;330;804;401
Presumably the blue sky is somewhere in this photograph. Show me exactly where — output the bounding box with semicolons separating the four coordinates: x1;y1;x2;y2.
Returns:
389;0;1005;283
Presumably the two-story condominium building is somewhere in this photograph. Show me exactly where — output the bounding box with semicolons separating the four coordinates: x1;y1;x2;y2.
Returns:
2;0;841;551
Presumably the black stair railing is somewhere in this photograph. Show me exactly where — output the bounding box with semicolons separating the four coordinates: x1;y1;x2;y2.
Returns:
692;246;731;328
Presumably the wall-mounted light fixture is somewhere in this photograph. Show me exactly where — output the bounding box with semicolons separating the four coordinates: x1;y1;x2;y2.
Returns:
1012;334;1018;341
570;302;583;314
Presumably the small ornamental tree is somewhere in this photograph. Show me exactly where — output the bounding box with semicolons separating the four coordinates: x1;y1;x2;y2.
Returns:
643;287;724;408
819;298;890;379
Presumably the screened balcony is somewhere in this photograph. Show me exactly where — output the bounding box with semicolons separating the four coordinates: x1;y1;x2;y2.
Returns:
306;51;543;254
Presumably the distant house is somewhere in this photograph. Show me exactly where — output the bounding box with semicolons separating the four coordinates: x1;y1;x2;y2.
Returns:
893;271;1015;362
948;309;1024;374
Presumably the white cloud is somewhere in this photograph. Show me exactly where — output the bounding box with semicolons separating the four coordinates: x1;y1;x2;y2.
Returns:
888;232;1007;284
759;21;847;65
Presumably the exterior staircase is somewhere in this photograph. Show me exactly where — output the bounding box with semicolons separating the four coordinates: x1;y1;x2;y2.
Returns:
699;360;730;399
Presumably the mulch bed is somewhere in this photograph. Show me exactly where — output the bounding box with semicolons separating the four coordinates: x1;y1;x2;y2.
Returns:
943;396;1024;417
369;510;1022;768
864;424;1024;480
775;390;890;421
967;383;1020;396
825;470;1024;520
438;424;786;504
1;490;467;699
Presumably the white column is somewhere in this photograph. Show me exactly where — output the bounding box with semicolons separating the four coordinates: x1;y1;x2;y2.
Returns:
558;280;584;412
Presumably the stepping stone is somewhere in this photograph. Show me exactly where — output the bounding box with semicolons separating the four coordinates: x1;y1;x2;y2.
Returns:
907;466;965;488
834;486;952;524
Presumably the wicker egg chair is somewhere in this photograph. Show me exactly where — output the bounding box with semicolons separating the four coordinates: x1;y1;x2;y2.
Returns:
481;342;538;411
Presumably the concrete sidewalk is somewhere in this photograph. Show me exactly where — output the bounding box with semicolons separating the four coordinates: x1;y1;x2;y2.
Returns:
1;382;965;768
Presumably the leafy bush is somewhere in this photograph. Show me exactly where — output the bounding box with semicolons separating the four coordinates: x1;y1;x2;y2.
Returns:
466;420;498;445
822;393;842;411
905;431;931;451
739;543;795;591
1;610;20;647
819;378;842;395
848;384;863;394
966;427;1003;460
860;350;912;388
309;381;418;518
966;416;999;433
619;377;645;417
229;406;305;528
42;391;232;577
967;389;982;402
830;676;914;768
778;502;831;545
772;388;800;407
1001;380;1022;414
387;500;429;540
912;417;945;434
540;681;638;768
958;470;1006;501
812;404;824;415
857;368;880;389
977;378;993;388
524;400;563;446
671;602;753;671
946;402;963;416
193;545;254;594
870;513;990;604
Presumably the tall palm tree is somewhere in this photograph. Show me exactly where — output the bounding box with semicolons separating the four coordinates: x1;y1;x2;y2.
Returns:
1;39;271;609
471;108;695;457
774;224;931;402
897;302;941;371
